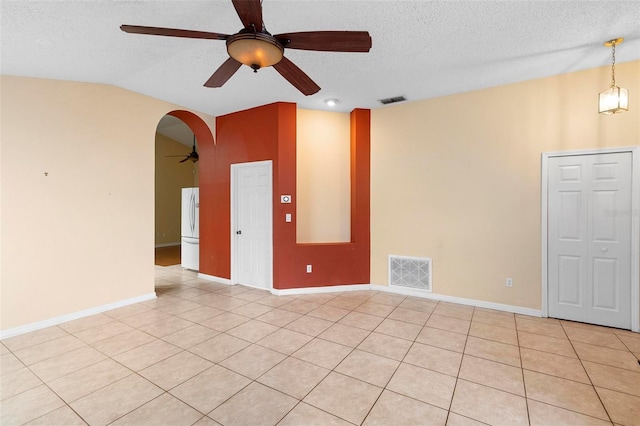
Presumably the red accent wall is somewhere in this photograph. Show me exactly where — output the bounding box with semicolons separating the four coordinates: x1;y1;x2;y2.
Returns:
198;102;370;289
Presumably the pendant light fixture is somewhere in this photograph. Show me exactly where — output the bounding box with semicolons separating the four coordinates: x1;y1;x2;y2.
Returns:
598;38;628;115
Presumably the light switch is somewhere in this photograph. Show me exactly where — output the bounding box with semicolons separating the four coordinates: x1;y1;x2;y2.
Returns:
285;213;292;222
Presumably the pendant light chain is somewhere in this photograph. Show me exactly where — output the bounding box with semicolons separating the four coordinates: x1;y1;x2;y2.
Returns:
598;37;628;115
610;41;616;88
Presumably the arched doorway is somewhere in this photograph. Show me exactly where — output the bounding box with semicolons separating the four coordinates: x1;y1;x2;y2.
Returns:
153;110;214;271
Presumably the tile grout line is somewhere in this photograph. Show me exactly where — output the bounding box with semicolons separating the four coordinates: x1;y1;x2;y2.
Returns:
209;291;378;425
559;322;615;425
515;314;532;426
265;292;380;426
11;279;211;424
444;305;475;424
359;300;436;424
174;270;636;422
4;268;638;425
288;292;384;425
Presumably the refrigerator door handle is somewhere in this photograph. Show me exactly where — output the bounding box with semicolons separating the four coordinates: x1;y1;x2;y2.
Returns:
190;191;195;235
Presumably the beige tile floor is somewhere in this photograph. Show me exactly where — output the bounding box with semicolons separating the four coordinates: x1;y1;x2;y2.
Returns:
2;265;640;426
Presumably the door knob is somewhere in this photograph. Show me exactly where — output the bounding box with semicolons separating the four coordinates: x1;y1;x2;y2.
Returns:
236;230;242;235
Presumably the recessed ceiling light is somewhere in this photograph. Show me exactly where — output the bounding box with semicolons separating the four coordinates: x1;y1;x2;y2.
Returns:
324;98;339;107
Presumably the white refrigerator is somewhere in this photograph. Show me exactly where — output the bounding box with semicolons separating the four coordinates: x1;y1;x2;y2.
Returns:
181;187;199;271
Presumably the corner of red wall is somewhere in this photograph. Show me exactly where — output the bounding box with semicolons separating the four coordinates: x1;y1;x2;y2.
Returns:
199;103;371;290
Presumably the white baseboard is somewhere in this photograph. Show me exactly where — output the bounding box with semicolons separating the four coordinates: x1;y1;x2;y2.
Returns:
270;282;540;317
0;292;157;340
197;273;232;285
271;284;371;296
0;281;540;340
371;284;542;317
154;242;180;248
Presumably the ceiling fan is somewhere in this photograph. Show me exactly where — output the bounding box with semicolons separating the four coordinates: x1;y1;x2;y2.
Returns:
121;0;372;95
166;136;199;163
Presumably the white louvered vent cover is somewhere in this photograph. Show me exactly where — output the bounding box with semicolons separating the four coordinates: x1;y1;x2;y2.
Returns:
388;255;432;292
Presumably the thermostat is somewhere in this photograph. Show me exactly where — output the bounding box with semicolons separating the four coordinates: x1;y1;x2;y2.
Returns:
281;195;292;204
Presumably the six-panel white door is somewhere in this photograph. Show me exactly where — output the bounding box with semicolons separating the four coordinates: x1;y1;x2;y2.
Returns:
548;152;632;329
232;161;272;290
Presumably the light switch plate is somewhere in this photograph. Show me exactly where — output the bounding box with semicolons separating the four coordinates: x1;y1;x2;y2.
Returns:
281;195;292;203
285;213;292;222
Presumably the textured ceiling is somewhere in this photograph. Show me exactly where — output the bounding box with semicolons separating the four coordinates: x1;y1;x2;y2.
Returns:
2;1;639;117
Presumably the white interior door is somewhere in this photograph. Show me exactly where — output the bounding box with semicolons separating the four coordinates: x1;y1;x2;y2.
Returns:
232;161;272;290
547;152;632;329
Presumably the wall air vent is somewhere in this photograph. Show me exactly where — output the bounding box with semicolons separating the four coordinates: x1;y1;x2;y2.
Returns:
388;255;432;292
378;95;407;105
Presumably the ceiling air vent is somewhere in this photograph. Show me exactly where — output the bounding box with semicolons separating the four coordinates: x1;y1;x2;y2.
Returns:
379;95;407;105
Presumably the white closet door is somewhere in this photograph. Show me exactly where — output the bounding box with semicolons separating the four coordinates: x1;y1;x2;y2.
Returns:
548;152;632;329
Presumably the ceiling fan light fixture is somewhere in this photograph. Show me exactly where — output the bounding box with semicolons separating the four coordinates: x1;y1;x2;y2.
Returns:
226;32;283;71
598;38;628;115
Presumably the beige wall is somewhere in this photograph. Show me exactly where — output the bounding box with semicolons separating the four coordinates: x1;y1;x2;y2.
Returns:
155;132;199;246
2;62;637;331
296;108;351;243
0;76;215;331
371;60;640;310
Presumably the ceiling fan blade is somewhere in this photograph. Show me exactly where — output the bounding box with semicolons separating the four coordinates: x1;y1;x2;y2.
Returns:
275;31;372;52
120;25;229;40
204;58;242;88
232;0;263;31
165;155;190;157
273;57;321;96
179;157;190;163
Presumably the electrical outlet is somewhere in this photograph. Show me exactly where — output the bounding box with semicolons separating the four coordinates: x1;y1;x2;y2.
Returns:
306;265;312;273
506;277;513;287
